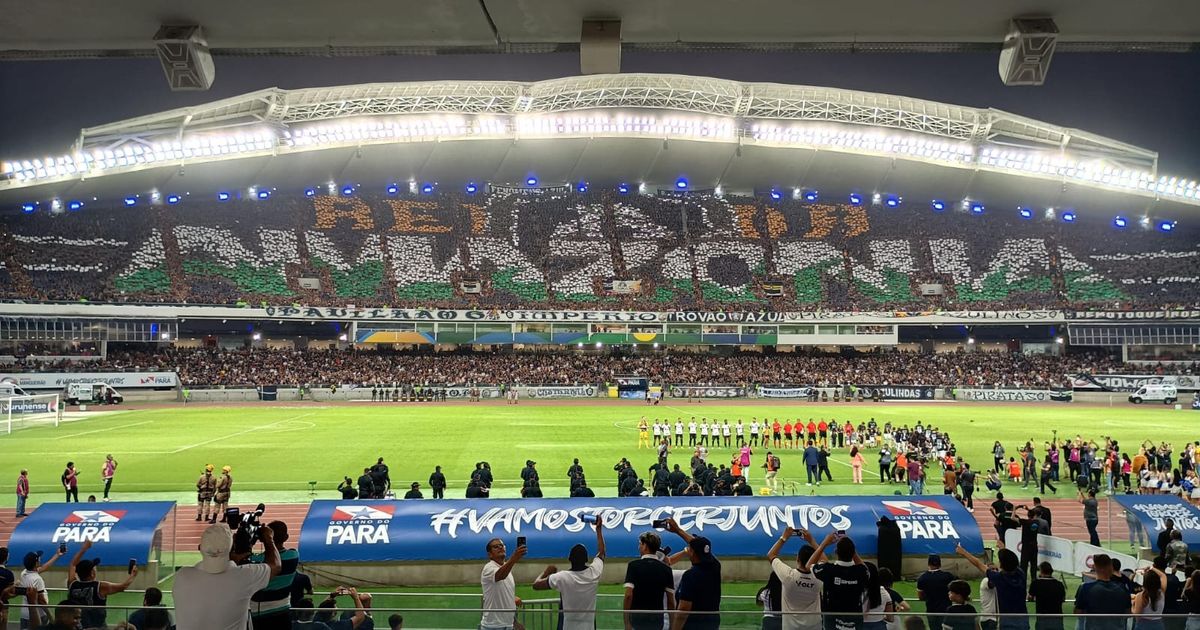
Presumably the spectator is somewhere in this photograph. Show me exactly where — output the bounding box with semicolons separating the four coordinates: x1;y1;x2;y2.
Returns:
15;469;29;517
812;532;868;630
956;545;1027;630
1134;571;1166;630
1158;519;1179;557
65;540;136;630
403;482;424;499
1082;490;1101;547
862;562;895;630
174;523;281;630
313;588;373;630
248;521;299;630
942;581;977;630
388;613;404;629
916;554;955;630
663;518;721;630
18;548;65;629
1027;562;1065;630
24;600;82;630
533;514;606;629
481;537;525;630
623;531;677;630
1165;530;1190;569
290;572;314;615
429;466;447;499
765;527;823;630
337;477;358;500
127;587;170;630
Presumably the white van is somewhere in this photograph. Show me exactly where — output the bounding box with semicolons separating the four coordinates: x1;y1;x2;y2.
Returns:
0;382;31;398
1129;384;1178;405
64;382;124;406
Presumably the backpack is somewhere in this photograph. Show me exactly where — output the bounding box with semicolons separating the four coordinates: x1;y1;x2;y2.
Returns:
772;455;781;470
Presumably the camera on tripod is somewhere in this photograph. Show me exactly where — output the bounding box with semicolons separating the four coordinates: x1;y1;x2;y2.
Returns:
224;503;266;555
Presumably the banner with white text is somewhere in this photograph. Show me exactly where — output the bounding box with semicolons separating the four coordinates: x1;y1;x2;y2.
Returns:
6;502;174;566
0;372;178;389
758;387;816;399
1113;494;1200;549
957;389;1073;402
296;495;982;562
1068;374;1199;392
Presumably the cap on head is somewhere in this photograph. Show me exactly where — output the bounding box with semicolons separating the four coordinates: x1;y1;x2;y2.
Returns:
688;536;714;562
76;559;97;578
198;524;233;574
222;466;231;473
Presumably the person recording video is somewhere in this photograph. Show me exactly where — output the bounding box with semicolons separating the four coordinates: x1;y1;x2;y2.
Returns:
174;523;281;630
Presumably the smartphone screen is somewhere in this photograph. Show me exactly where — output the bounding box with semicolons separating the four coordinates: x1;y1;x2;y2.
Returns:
128;559;136;574
516;536;527;549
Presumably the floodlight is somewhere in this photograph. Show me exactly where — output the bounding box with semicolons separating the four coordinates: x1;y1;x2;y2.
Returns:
931;200;945;211
526;176;538;186
970;203;985;214
1062;210;1076;223
884;195;900;208
848;193;863;206
1113;216;1127;228
804;190;819;202
67;200;83;211
466;182;478;194
421;183;434;194
341;185;355;196
577;182;588;193
124;197;138;206
304;188;316;198
770;189;782;201
257;190;271;200
1018;207;1033;219
675;177;687;190
217;192;231;202
617;183;630;194
1159;220;1176;232
21;202;35;213
386;184;399;195
166;194;181;205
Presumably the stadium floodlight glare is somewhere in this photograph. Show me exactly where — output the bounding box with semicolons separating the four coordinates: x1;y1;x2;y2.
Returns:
1062;210;1077;223
1018;207;1034;219
577;342;584;348
257;190;271;200
871;193;882;205
1113;215;1128;228
67;200;83;211
304;188;316;198
526;176;538;186
341;185;355;196
595;341;603;348
166;194;181;205
675;177;688;190
848;193;863;206
653;342;660;348
386;184;400;196
160;332;171;340
420;183;435;194
123;197;138;207
251;332;262;340
1159;220;1176;232
804;190;819;202
338;334;348;341
20;202;36;213
967;336;976;344
217;192;231;202
1055;336;1064;344
931;200;945;212
1044;207;1056;220
465;182;478;195
617;183;630;194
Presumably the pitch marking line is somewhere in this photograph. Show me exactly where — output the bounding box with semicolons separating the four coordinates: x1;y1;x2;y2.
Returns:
170;413;318;453
54;420;154;440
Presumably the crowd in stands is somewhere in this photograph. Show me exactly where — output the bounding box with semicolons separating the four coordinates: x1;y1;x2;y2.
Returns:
3;190;1198;311
4;346;1176;388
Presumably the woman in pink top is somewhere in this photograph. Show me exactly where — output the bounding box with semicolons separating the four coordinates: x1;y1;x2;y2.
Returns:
739;445;753;481
850;446;865;484
102;454;118;502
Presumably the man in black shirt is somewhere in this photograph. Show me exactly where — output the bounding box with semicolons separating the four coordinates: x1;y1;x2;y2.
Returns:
570;479;595;497
428;466;447;499
1073;554;1131;630
371;458;390;495
1157;518;1177;556
357;468;375;500
403;482;423;499
337;476;358;500
1028;562;1065;630
1030;497;1052;533
990;493;1015;542
667;465;686;496
1013;506;1044;587
623;531;676;630
663;519;721;630
812;532;868;630
916;554;955;630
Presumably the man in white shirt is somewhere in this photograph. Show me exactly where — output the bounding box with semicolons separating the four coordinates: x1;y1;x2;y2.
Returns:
18;548;65;628
765;527;824;630
481;537;526;630
675;420;684;447
174;523;280;630
534;516;607;629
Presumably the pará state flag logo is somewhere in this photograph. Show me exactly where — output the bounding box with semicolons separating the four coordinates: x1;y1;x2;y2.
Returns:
880;500;959;540
326;505;395;545
54;509;128;543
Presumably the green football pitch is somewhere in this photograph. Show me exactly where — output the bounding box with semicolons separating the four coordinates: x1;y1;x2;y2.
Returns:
2;400;1192;508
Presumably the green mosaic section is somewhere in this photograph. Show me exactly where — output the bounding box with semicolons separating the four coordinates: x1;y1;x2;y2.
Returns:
114;266;171;293
182;260;293;296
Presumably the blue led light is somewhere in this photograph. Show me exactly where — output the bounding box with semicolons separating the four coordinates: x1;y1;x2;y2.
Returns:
421;183;434;195
885;196;900;208
1159;220;1176;232
386;184;399;195
675;177;687;190
804;191;818;202
770;189;782;201
526;176;538;186
617;183;630;194
166;194;181;205
577;182;588;193
341;185;355;196
67;200;83;211
1018;207;1033;219
124;197;138;206
217;192;231;202
848;193;863;206
257;190;271;200
21;203;36;213
931;200;945;212
970;203;985;214
1113;215;1127;228
1062;211;1076;223
465;182;478;194
304;188;316;198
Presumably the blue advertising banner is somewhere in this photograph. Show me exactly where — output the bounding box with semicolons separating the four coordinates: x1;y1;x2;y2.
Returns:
6;502;174;566
1112;494;1200;549
298;495;982;563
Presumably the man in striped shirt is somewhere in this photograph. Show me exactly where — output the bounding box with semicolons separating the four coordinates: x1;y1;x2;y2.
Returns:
248;521;299;630
15;469;29;517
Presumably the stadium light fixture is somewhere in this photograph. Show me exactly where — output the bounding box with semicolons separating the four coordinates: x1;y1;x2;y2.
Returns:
770;189;782;201
1159;220;1176;232
420;183;435;194
970;203;985;214
304;188;316;198
166;194;181;205
1018;207;1033;220
1044;207;1056;220
884;195;900;208
1113;215;1128;229
804;190;819;202
675;177;688;190
595;341;603;348
577;181;588;193
1062;210;1076;223
848;193;863;206
931;200;945;212
160;332;171;340
251;332;262;340
67;200;83;211
341;185;355;196
1055;336;1064;344
526;176;538;187
217;192;231;202
20;202;36;213
124;196;138;206
338;334;348;341
577;342;584;348
617;183;630;195
257;190;271;200
465;182;478;195
967;336;976;344
714;185;724;197
386;184;400;196
653;342;660;349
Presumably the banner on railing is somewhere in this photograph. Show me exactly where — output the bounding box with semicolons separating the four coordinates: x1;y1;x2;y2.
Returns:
1112;494;1200;548
1068;374;1200;392
6;502;174;566
758;386;816;399
1073;542;1138;577
957;389;1073;402
1003;530;1076;574
297;495;983;562
854;385;936;400
0;372;178;389
669;385;747;398
520;386;598;399
442;387;503;399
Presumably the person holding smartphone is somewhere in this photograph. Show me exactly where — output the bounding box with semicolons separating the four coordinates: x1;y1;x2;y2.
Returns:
533;514;607;629
66;539;137;630
481;537;526;630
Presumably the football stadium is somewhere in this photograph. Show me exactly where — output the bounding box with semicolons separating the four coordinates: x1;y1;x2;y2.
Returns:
1;3;1200;629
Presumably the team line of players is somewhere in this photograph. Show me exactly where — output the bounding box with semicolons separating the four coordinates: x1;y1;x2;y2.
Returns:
637;417;864;450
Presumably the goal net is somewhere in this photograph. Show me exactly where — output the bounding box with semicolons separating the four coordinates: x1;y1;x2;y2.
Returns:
3;393;61;434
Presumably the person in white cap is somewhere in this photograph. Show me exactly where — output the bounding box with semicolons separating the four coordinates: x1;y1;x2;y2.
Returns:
174;523;281;630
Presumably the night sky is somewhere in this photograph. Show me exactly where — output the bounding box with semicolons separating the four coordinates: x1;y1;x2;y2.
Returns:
2;51;1199;176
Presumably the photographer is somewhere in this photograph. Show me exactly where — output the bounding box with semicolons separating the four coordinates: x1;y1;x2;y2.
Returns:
66;539;137;630
662;518;721;630
174;523;281;630
249;522;300;630
338;477;358;500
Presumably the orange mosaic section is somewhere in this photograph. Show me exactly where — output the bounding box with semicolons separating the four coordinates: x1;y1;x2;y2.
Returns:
386;200;452;233
803;204;870;238
313;196;375;230
466;204;488;235
733;205;760;238
766;208;788;238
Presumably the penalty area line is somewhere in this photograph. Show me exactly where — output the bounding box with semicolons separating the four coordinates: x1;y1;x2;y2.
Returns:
54;420;154;440
170;412;318;453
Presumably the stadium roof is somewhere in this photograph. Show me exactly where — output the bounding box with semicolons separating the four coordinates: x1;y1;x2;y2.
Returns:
2;0;1199;56
2;74;1197;216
